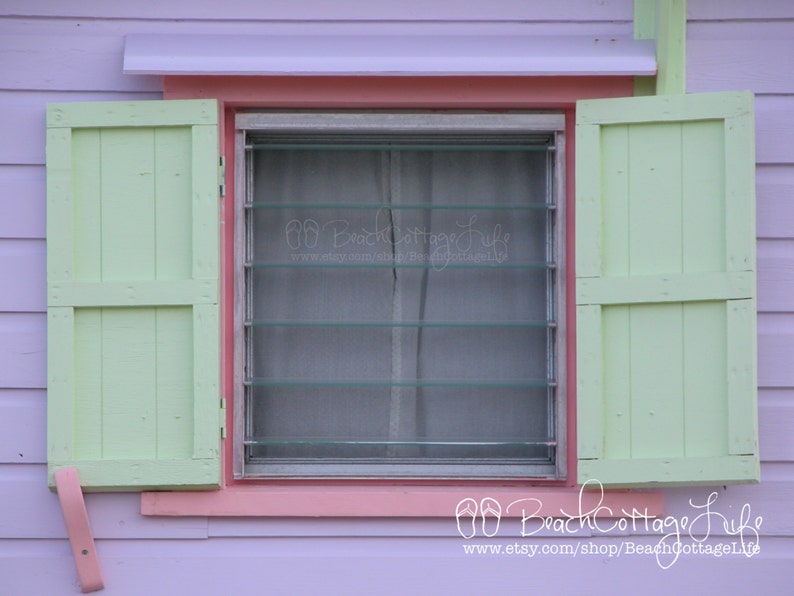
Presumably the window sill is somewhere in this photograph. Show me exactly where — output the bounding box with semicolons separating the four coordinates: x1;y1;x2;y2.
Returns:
141;484;664;518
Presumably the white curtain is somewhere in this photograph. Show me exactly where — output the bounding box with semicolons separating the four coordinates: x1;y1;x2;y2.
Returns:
248;147;553;462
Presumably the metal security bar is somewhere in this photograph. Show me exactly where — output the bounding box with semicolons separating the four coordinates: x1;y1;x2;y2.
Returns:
236;113;565;479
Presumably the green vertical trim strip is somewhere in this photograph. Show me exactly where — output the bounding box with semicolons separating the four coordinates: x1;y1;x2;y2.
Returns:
602;306;631;459
633;0;687;96
633;0;656;96
655;0;687;95
633;0;655;40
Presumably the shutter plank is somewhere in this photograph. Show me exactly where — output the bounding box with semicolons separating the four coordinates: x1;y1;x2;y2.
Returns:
155;127;193;279
682;119;725;273
600;124;630;278
627;122;682;276
601;305;631;459
629;304;685;459
100;128;156;281
101;308;158;461
683;302;728;457
156;307;195;459
73;308;102;460
72;129;102;282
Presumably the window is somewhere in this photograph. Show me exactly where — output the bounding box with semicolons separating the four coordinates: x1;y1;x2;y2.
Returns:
235;112;566;478
47;89;759;501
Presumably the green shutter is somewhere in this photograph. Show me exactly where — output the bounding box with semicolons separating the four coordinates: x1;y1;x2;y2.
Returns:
47;100;221;491
576;91;759;487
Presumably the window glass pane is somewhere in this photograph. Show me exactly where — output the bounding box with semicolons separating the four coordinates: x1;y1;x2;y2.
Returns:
243;130;558;476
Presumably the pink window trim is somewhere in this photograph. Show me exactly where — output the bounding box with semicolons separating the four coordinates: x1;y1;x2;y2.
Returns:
142;484;664;518
140;75;664;518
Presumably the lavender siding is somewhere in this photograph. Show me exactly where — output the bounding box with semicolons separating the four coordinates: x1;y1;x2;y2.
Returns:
2;1;794;594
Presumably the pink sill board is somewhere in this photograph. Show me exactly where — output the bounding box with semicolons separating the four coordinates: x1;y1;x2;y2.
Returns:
141;485;664;518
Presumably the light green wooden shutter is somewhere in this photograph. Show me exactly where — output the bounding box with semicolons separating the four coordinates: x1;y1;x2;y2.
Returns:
47;100;221;491
576;91;758;487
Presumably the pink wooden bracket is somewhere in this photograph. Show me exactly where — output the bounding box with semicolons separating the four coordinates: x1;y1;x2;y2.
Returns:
54;468;105;593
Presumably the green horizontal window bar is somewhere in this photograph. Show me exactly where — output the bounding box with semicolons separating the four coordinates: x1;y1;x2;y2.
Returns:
245;261;555;270
244;319;555;328
244;379;555;388
244;438;556;447
244;202;554;210
247;144;554;152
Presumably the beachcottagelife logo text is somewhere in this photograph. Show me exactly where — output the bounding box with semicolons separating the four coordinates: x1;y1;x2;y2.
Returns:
284;211;510;269
455;480;762;569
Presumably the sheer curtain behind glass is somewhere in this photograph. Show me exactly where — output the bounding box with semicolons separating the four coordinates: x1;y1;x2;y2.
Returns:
246;142;553;470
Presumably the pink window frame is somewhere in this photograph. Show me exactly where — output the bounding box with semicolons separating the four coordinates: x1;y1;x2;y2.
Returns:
141;75;664;517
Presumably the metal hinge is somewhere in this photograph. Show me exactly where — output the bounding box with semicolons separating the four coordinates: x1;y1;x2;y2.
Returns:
219;156;226;198
220;398;227;439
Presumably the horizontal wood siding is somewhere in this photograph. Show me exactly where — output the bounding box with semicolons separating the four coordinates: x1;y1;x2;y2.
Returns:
1;1;794;593
0;0;633;21
2;537;794;595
